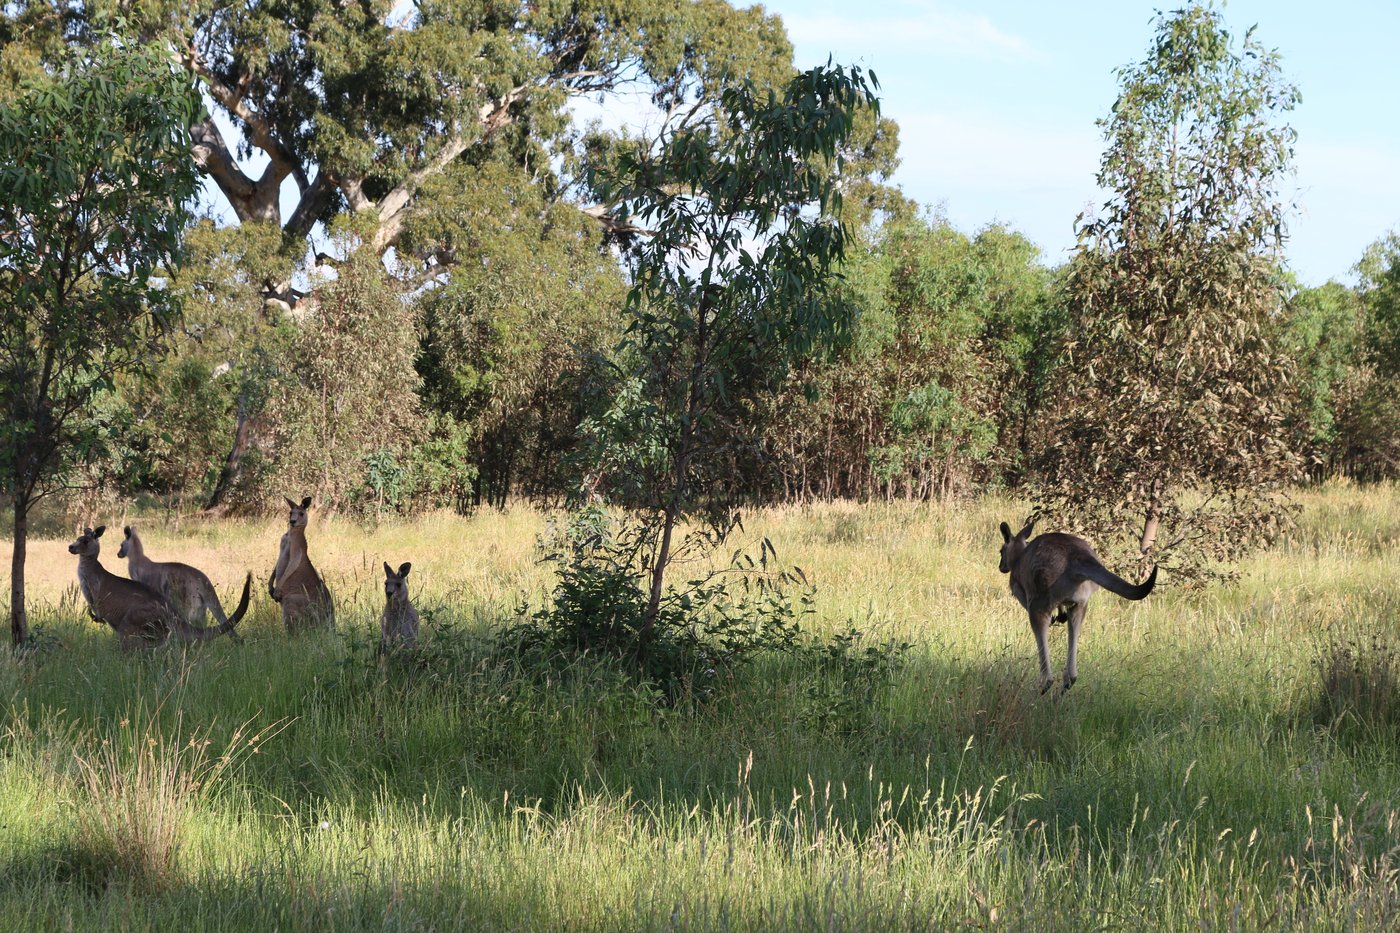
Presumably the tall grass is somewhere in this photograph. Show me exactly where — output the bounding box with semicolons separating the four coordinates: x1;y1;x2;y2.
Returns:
0;483;1397;928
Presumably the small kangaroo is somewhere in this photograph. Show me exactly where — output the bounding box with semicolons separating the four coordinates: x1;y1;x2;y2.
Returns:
269;495;334;633
379;561;420;652
998;520;1157;696
70;526;250;650
118;526;246;636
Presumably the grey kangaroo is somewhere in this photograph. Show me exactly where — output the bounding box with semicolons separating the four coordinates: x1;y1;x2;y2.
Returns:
118;526;246;636
379;561;420;652
998;520;1157;696
70;526;250;650
269;496;334;633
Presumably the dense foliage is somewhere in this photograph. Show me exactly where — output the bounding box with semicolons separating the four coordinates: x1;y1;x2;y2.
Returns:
1030;5;1305;580
0;40;201;643
0;0;1395;572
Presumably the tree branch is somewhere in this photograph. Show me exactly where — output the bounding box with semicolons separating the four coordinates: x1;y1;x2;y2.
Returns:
177;40;300;224
366;84;530;255
282;171;336;242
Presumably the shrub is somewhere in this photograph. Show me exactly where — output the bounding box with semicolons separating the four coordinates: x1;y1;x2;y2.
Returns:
798;625;910;738
1311;631;1400;740
503;506;812;702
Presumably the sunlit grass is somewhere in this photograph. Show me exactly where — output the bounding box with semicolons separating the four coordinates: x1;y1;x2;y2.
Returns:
1;483;1398;929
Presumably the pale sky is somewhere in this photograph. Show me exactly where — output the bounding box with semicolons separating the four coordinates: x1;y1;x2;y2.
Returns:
758;0;1400;286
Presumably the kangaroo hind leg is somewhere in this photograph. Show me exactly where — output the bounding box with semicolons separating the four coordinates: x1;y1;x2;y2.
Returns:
1030;609;1054;694
1060;601;1089;697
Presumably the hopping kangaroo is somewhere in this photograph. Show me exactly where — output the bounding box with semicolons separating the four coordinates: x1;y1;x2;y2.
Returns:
998;520;1157;695
379;561;420;652
269;496;335;632
118;526;246;637
70;526;250;650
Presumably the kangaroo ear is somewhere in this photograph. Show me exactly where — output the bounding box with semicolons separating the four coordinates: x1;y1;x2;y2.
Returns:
1018;519;1036;540
301;496;313;509
93;525;106;538
383;561;394;578
999;522;1011;543
284;496;298;510
83;526;93;537
124;526;132;538
398;562;412;578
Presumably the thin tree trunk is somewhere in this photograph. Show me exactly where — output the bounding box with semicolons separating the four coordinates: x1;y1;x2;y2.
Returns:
1140;480;1163;568
643;502;679;640
642;287;714;638
10;497;28;647
205;399;252;511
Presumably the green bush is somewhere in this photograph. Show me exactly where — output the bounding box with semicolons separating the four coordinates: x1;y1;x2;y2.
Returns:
503;507;812;702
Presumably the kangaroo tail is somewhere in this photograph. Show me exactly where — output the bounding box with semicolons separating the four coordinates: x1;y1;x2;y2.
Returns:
1075;560;1157;600
219;573;252;637
174;574;251;642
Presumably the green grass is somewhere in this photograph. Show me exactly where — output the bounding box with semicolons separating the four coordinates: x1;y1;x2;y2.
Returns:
2;484;1399;929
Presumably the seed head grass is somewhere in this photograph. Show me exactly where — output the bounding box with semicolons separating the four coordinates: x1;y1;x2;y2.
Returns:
0;484;1396;928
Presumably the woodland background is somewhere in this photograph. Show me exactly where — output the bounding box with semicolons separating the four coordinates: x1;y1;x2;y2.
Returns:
1;0;1394;534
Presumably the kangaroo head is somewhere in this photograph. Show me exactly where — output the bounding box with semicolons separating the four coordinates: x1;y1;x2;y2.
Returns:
117;526;134;559
998;519;1035;573
284;495;313;529
383;561;412;600
69;525;106;557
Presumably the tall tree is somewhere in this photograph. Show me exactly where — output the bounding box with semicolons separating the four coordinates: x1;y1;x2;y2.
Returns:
3;1;795;272
3;1;823;509
1282;279;1365;476
1356;232;1400;379
414;158;627;508
1327;232;1400;479
1030;3;1302;579
0;41;200;645
585;62;880;635
268;242;424;513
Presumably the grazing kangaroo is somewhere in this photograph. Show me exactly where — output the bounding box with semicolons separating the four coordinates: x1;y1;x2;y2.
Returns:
70;526;250;650
379;561;420;652
269;496;334;632
118;526;246;636
998;520;1157;696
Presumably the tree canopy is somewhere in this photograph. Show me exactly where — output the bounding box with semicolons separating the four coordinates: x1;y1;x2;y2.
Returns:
1031;3;1303;579
0;39;201;643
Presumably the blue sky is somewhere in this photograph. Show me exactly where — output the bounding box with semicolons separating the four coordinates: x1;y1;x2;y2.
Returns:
757;0;1400;286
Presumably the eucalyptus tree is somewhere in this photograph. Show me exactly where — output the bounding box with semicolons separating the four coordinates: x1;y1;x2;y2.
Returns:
757;217;1055;502
3;1;839;509
581;62;880;637
4;1;795;276
0;42;200;645
1031;3;1302;579
1329;233;1400;479
1282;279;1365;476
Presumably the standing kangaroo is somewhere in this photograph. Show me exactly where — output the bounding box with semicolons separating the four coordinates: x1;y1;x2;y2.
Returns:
70;526;250;650
380;561;420;652
269;496;334;632
998;520;1157;696
118;526;246;635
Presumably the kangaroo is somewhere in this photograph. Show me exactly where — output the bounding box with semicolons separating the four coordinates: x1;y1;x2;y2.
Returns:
998;520;1157;696
269;495;334;633
118;526;245;637
70;526;250;650
379;561;420;652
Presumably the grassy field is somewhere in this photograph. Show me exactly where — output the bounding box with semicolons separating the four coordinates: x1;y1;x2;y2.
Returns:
1;485;1398;930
